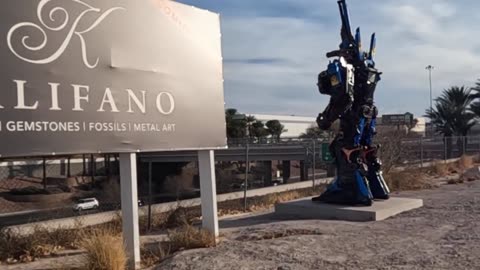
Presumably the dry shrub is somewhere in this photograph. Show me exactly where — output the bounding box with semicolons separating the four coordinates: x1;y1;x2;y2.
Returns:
432;162;450;177
376;130;412;174
447;178;464;185
141;243;172;268
168;225;216;251
0;225;83;263
165;207;200;228
81;230;126;270
139;212;170;233
276;190;302;203
385;170;436;192
247;187;324;212
217;208;244;217
457;155;474;171
141;225;215;267
0;216;123;264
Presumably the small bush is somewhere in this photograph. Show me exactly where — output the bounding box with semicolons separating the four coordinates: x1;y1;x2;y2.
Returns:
385;170;436;192
141;243;172;268
432;162;449;177
0;220;123;264
81;230;126;270
0;226;83;263
139;212;170;233
458;155;474;171
447;177;465;185
168;225;216;251
165;207;199;228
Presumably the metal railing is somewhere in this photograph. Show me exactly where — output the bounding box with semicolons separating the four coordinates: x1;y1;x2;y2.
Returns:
1;135;478;227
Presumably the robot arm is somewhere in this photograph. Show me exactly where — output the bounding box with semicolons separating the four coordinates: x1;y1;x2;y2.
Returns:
316;57;355;131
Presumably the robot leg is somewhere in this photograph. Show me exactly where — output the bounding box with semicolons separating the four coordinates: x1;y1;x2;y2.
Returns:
366;154;390;200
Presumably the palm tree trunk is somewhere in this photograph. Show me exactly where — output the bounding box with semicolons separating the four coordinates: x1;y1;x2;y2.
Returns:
456;137;465;156
445;136;453;159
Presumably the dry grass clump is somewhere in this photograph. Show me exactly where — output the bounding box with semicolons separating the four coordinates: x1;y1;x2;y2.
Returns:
0;216;123;265
138;212;171;233
216;187;324;215
165;207;200;228
141;243;172;268
247;187;325;212
425;156;476;179
385;170;436;192
138;206;203;233
457;155;474;171
447;178;465;185
432;162;450;177
141;224;216;268
0;225;84;264
80;229;126;270
168;224;216;251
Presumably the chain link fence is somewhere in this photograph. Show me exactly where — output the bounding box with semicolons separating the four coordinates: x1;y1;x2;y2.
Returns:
1;135;478;227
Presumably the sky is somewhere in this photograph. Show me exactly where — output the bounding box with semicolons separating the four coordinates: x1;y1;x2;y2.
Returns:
177;0;480;118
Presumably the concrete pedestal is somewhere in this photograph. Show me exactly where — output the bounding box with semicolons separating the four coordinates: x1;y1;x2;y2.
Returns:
275;197;423;222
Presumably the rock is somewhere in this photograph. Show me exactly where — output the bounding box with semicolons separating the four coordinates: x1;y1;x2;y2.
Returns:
462;167;480;182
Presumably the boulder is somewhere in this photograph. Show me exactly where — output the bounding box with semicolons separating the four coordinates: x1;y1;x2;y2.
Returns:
461;166;480;182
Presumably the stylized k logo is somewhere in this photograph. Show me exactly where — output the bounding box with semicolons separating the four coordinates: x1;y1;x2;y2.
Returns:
7;0;124;69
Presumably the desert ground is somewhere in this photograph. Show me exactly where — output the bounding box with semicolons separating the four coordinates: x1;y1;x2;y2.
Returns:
3;171;480;270
155;180;480;270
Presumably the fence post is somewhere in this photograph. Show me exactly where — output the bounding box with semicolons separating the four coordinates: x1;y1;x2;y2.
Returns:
43;157;47;190
478;136;480;156
244;139;249;212
82;154;86;176
67;156;71;178
147;161;152;232
444;137;447;164
90;154;95;187
312;139;316;188
420;137;424;168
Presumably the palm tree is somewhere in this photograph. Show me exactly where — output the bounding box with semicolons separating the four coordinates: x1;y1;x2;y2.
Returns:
300;125;328;139
470;79;480;116
225;108;246;138
425;86;476;157
250;120;268;140
245;115;257;139
266;120;287;142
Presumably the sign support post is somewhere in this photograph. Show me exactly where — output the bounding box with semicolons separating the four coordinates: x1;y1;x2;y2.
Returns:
198;150;219;237
120;153;141;269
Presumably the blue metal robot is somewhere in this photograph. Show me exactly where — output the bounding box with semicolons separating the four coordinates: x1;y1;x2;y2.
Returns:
313;0;390;206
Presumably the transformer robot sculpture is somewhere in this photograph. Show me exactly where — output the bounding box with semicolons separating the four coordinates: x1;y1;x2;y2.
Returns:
312;0;390;206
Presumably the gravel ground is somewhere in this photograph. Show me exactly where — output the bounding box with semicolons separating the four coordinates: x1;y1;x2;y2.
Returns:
3;174;479;270
157;180;480;270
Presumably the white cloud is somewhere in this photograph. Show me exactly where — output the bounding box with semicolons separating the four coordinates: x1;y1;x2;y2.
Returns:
180;0;480;117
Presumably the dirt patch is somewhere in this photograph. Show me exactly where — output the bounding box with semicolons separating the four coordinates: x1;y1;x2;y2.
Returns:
156;180;480;270
235;228;323;242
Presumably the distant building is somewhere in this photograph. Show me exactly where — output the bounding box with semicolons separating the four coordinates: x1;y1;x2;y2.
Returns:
250;113;426;138
411;117;427;137
377;113;426;137
251;114;316;138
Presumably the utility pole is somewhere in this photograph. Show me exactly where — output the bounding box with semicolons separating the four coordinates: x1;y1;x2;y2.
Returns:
426;65;434;136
